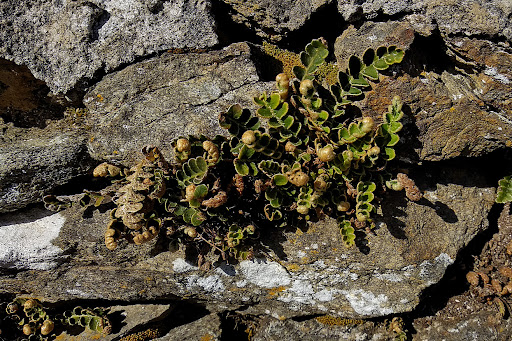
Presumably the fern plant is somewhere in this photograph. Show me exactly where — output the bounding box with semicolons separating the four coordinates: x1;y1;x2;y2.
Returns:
46;39;420;263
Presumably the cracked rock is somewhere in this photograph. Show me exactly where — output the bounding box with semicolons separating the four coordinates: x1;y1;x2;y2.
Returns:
0;0;218;94
85;42;272;164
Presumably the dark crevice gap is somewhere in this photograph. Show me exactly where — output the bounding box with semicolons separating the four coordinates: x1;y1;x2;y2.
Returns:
401;28;458;77
408;202;502;324
210;0;263;48
279;2;347;54
220;311;257;341
0;59;66;128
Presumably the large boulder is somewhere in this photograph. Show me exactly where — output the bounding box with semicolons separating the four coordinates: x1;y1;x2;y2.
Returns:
0;0;218;94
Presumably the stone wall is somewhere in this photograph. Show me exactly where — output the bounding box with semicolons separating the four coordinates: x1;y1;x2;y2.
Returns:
1;0;511;339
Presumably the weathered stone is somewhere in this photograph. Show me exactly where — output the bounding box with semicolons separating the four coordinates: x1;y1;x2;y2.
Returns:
425;0;512;39
414;308;512;341
0;120;92;212
334;21;415;70
155;313;222;341
335;21;512;161
0;0;218;94
57;303;172;340
337;0;512;41
252;315;396;341
0;208;64;270
414;204;512;340
84;42;272;164
361;73;512;161
0;58;65;128
338;0;424;22
222;0;332;41
0;165;494;318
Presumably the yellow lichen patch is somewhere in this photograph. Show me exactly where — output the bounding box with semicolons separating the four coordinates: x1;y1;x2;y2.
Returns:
263;41;303;79
200;333;214;341
315;315;364;326
96;93;104;102
286;263;300;272
267;285;287;297
119;328;160;341
317;62;339;86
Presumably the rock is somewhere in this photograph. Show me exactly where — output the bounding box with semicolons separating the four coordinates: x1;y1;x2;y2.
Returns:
56;303;172;340
0;120;92;212
338;0;424;22
155;313;222;341
0;58;65;129
414;204;512;340
251;315;396;341
334;20;512;161
0;164;495;318
414;307;512;341
0;0;218;94
425;0;512;39
334;21;416;70
84;42;272;164
0;208;64;270
221;0;332;41
337;0;512;40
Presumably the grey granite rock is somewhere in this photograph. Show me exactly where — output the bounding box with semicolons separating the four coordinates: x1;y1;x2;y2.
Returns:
84;42;272;164
0;0;218;94
222;0;332;41
337;0;512;40
0;120;92;213
0;165;495;319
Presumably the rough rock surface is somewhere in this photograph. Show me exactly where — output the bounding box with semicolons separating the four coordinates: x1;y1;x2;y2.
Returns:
0;208;65;270
221;0;332;40
0;0;511;339
0;120;92;212
0;0;218;94
57;303;172;340
155;313;222;341
84;42;271;164
338;0;512;40
252;315;396;341
0;166;495;319
335;20;512;161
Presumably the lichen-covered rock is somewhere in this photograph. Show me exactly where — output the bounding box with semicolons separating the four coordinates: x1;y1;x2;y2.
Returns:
0;0;218;94
338;0;424;22
155;313;222;341
0;120;92;212
221;0;332;41
334;19;512;161
251;315;396;341
0;165;494;319
84;42;272;164
337;0;512;40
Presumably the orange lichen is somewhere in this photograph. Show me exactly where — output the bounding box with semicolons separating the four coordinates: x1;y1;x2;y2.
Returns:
267;285;287;297
200;333;214;341
119;328;159;341
263;41;303;79
315;315;364;326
